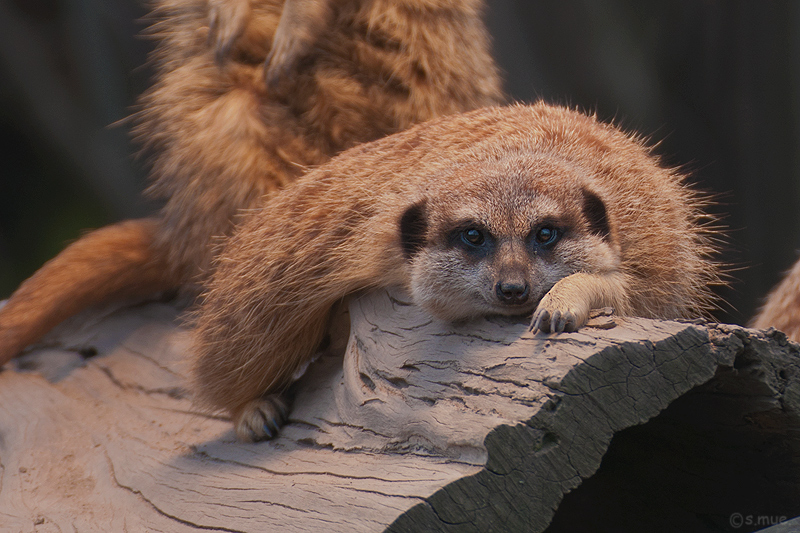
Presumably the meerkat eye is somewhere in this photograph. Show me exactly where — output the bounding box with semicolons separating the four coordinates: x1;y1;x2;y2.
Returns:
461;228;485;247
535;226;559;247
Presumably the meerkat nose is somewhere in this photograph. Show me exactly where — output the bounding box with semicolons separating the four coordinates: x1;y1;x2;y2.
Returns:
495;280;530;304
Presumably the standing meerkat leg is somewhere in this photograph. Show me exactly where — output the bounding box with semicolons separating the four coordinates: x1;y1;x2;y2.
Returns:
207;0;334;90
207;0;252;63
264;0;333;90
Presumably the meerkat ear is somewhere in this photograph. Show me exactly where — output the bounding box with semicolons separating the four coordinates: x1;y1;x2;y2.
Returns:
399;200;428;260
581;188;611;240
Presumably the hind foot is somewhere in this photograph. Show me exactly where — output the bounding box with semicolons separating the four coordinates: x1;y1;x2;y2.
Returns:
233;393;291;442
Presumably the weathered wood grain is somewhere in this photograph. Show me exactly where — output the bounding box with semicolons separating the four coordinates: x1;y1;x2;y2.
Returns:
0;288;798;532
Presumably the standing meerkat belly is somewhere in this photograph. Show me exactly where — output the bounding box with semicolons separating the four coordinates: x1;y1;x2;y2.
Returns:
192;102;723;442
0;0;501;362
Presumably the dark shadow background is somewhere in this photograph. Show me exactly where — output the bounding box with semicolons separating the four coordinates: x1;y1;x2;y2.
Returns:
0;0;798;327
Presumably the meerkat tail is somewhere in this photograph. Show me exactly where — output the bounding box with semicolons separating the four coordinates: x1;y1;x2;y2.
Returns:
0;218;179;364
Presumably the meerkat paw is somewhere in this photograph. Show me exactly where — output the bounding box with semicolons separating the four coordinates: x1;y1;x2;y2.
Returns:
207;0;251;64
530;295;590;334
264;0;331;91
233;393;291;442
264;33;303;91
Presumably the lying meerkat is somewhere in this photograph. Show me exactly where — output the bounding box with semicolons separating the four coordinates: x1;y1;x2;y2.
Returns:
0;0;501;363
752;257;800;341
191;102;722;442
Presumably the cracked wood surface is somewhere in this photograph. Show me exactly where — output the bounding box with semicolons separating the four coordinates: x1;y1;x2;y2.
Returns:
0;288;798;532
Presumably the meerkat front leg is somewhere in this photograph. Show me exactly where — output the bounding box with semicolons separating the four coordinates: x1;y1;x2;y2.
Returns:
265;0;333;90
208;0;252;64
531;271;631;333
206;0;333;87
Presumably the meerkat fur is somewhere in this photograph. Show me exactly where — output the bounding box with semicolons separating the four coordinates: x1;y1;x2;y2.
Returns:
752;257;800;342
192;102;722;442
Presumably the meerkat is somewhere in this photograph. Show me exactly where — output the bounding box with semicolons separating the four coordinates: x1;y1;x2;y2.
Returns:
0;0;501;363
191;102;722;442
752;257;800;341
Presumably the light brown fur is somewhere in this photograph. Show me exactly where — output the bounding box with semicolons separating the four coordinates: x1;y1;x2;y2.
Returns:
752;257;800;341
0;220;177;358
0;0;501;363
192;102;721;441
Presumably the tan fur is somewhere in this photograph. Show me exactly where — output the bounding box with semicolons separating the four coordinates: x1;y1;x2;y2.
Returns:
0;219;178;358
752;257;800;341
192;102;721;441
0;0;501;363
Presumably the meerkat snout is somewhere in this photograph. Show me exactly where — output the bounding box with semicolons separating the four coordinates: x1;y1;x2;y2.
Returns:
491;245;533;306
495;279;530;305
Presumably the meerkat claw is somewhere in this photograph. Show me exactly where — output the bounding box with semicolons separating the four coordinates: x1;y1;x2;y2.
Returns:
530;308;578;333
530;309;550;333
264;50;294;92
556;310;579;332
234;393;291;442
207;0;250;65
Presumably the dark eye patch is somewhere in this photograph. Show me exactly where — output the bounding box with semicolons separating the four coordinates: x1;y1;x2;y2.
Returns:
399;200;428;260
581;188;610;240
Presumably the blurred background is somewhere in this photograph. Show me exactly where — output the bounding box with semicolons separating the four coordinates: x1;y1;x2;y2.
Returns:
0;0;797;326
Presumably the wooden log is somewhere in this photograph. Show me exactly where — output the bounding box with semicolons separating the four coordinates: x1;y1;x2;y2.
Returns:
0;288;798;532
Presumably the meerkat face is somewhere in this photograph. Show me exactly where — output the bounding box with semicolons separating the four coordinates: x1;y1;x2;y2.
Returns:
399;154;622;322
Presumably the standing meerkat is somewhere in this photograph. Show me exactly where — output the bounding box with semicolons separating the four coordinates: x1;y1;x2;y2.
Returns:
192;102;722;442
752;258;800;341
0;0;501;363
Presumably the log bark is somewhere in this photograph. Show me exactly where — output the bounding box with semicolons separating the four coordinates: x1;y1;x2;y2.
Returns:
0;288;798;532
